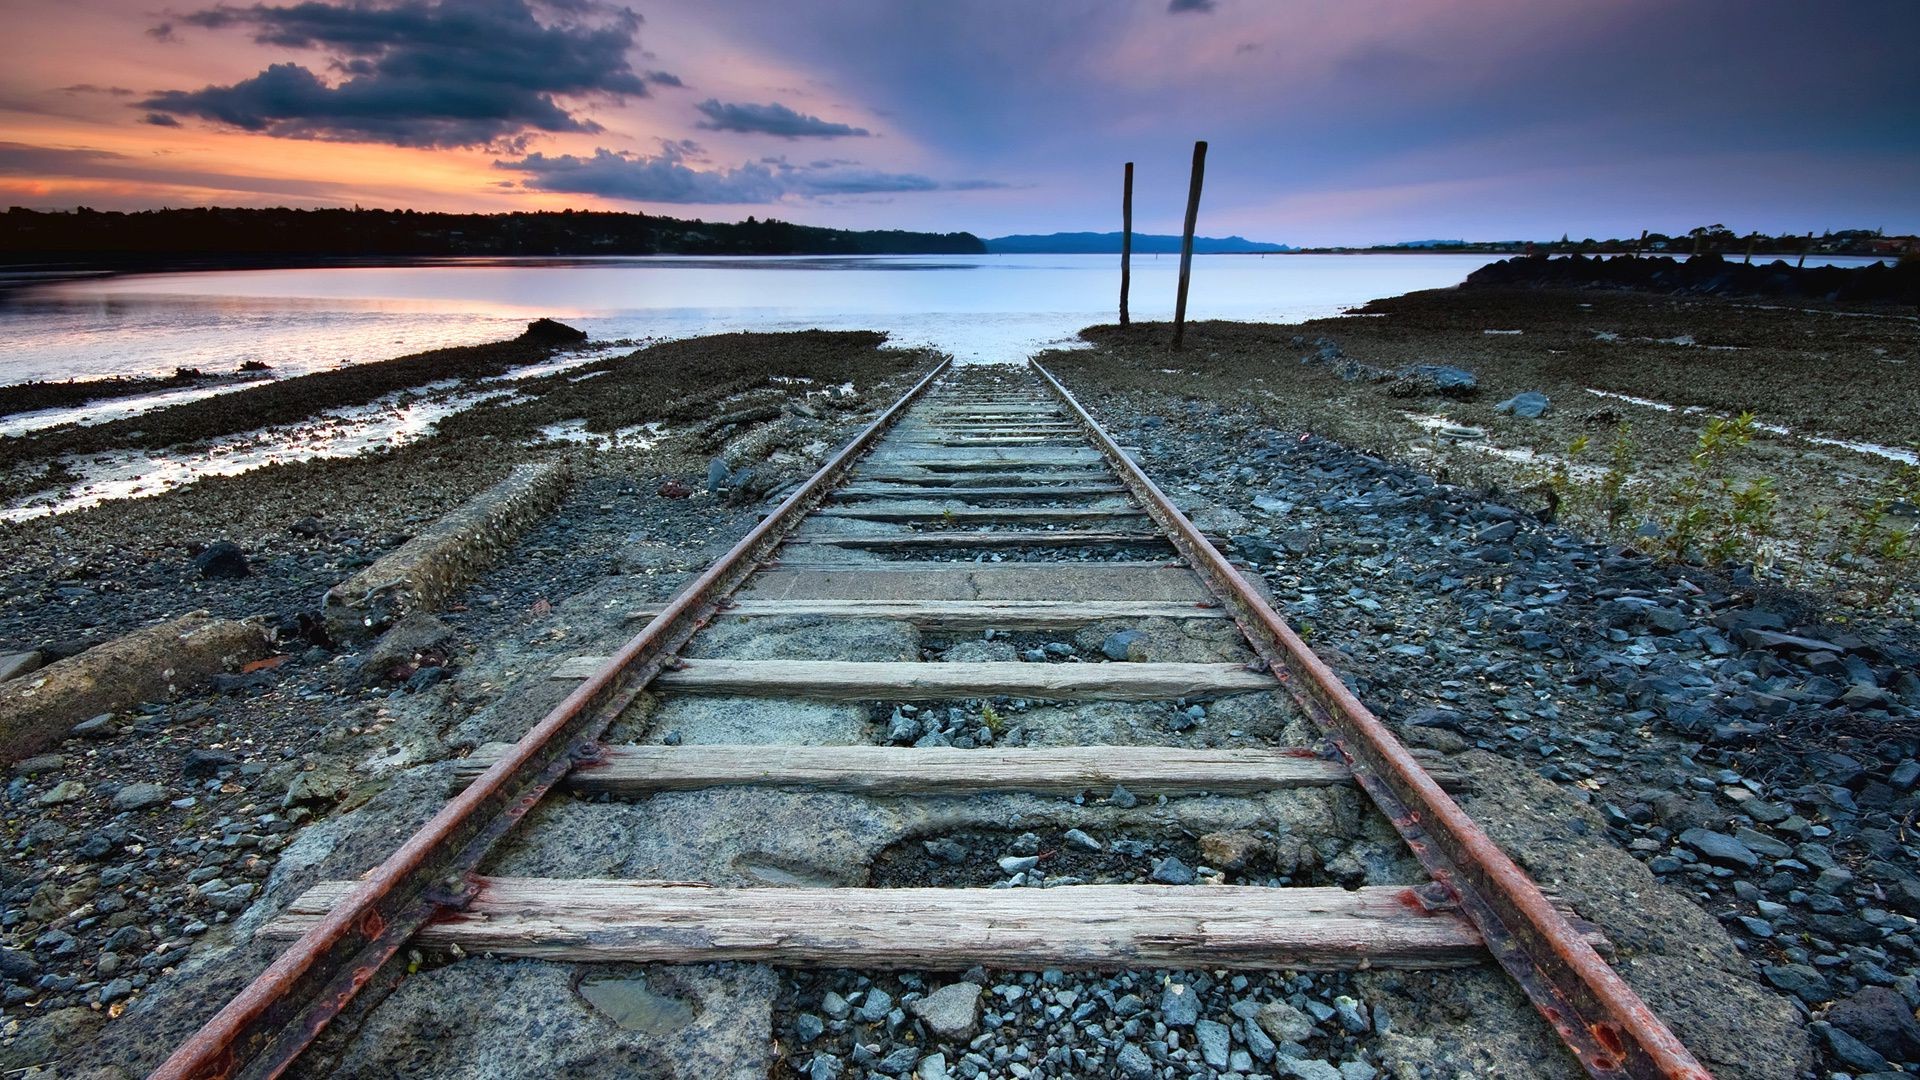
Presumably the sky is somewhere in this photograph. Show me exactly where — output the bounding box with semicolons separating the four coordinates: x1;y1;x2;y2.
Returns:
2;0;1917;245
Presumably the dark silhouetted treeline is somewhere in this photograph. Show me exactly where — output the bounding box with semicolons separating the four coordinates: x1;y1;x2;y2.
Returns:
0;206;987;264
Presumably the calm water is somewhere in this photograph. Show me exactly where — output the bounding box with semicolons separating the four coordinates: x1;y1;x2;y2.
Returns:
4;252;1892;381
0;253;1526;380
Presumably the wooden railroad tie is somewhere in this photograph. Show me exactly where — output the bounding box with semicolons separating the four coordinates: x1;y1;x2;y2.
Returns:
450;742;1470;795
549;658;1280;700
268;879;1605;970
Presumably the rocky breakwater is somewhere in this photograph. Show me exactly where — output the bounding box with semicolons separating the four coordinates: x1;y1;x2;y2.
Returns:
1464;252;1920;306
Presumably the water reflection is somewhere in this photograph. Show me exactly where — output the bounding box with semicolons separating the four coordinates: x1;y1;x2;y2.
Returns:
1;253;1521;379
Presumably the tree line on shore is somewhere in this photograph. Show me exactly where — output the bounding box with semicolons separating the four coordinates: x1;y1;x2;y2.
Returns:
0;206;988;263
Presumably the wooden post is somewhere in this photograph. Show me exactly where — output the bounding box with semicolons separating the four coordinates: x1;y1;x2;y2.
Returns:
1120;162;1134;326
1171;140;1208;352
1744;232;1757;264
1797;231;1812;269
1637;228;1647;256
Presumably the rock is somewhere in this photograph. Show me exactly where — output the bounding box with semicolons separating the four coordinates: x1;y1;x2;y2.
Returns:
1159;981;1201;1026
0;650;43;683
1283;1061;1344;1080
1473;521;1519;544
1114;1044;1155;1079
1494;391;1551;418
11;754;65;776
1828;986;1920;1060
1150;856;1195;885
182;748;239;779
1643;606;1689;633
916;1053;948;1080
521;318;588;344
192;541;251;580
854;988;892;1023
706;458;733;494
996;855;1038;875
1389;364;1479;398
1199;830;1263;870
283;764;351;808
1678;828;1759;869
1332;995;1369;1033
359;612;454;683
1257;1001;1317;1043
1101;629;1147;662
909;982;982;1040
922;838;967;864
71;713;117;738
1761;963;1831;1004
1816;1021;1893;1073
1194;1019;1232;1068
1062;828;1102;852
111;782;167;811
656;479;693;499
1108;784;1138;809
35;779;85;806
0;947;38;981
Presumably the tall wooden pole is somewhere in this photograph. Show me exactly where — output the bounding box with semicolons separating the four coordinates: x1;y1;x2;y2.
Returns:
1797;231;1812;269
1171;140;1207;352
1120;162;1134;326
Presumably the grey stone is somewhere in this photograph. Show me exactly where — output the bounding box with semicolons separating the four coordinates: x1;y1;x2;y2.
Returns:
1115;1044;1154;1079
0;650;43;683
359;612;454;682
1101;629;1147;661
910;982;983;1040
71;714;116;738
1283;1058;1343;1080
1494;391;1551;418
996;855;1038;875
1393;363;1479;398
111;782;167;811
1817;1022;1892;1073
1150;856;1195;885
854;988;894;1022
35;779;85;806
1678;828;1759;869
706;458;732;494
1256;1001;1316;1043
1194;1018;1231;1068
182;748;239;779
1062;828;1102;852
1158;981;1200;1027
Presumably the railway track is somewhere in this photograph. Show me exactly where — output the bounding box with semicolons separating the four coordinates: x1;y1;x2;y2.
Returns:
154;360;1712;1079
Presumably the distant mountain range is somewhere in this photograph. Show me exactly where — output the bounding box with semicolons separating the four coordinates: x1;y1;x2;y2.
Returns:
984;231;1293;254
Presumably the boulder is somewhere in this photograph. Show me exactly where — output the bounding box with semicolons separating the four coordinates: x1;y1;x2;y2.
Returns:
192;541;250;580
520;318;587;344
1828;986;1920;1061
358;612;454;684
1494;391;1551;418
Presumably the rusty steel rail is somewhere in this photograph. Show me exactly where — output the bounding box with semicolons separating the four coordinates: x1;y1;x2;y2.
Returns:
1029;359;1712;1080
150;357;952;1080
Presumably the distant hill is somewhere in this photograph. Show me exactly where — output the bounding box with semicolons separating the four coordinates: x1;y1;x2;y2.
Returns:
0;207;988;264
985;231;1292;254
